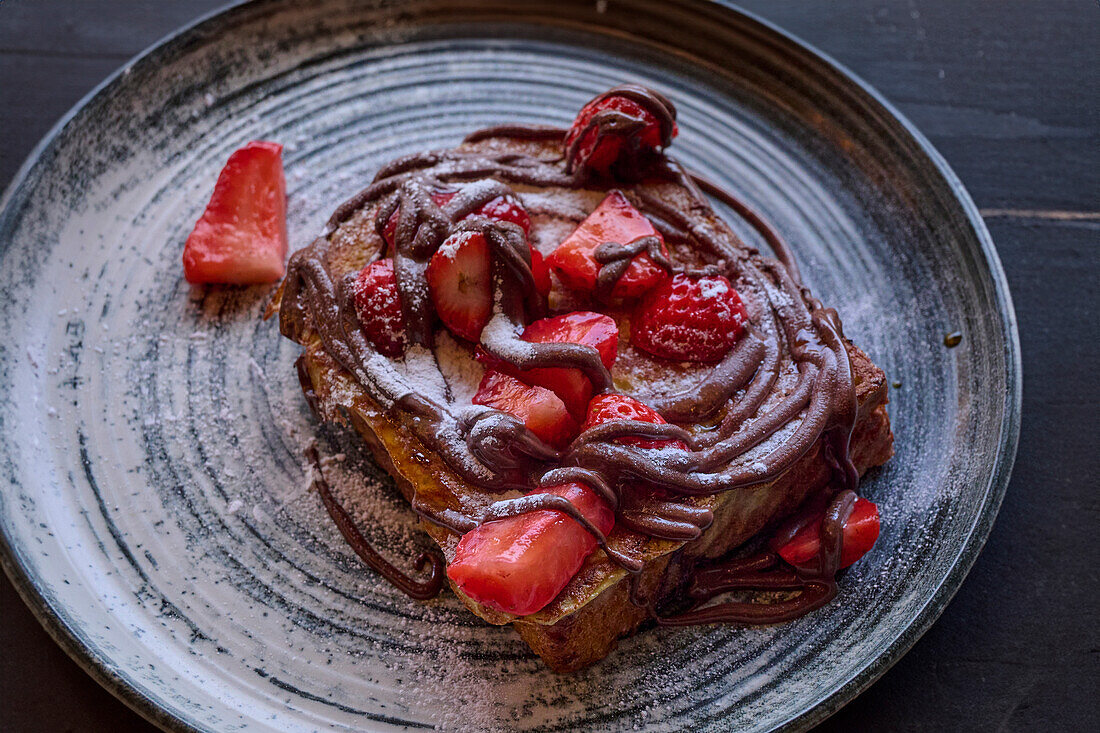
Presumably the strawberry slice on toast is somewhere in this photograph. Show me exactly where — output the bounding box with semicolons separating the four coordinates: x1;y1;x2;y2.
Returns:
472;370;579;449
476;311;618;420
448;482;615;616
772;496;881;570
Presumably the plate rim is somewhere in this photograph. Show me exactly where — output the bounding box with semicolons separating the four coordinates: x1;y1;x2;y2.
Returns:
0;1;1022;731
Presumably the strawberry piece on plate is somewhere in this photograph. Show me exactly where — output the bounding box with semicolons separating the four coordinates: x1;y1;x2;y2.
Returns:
564;93;675;175
582;393;687;450
183;140;287;284
546;191;669;300
426;230;493;342
772;496;881;570
475;311;618;420
352;259;407;357
472;370;579;449
447;481;615;616
631;272;749;362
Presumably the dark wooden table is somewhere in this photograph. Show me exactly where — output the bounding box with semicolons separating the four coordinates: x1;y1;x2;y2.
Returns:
2;1;1096;730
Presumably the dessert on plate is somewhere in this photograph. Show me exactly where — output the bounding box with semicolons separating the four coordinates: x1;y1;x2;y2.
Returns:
269;86;894;672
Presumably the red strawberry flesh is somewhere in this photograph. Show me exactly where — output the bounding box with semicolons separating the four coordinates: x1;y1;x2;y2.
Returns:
631;273;749;362
472;370;579;449
352;259;407;357
582;393;687;450
530;247;551;297
183;140;287;285
475;311;618;420
564;95;674;174
772;496;881;570
447;482;615;616
546;190;669;299
426;230;492;342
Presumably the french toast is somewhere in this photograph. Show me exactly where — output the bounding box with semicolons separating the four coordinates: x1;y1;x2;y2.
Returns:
274;86;894;672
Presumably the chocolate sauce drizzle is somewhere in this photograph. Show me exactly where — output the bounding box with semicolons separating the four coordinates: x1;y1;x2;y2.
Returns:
281;87;866;624
306;444;445;600
653;490;857;624
563;84;678;177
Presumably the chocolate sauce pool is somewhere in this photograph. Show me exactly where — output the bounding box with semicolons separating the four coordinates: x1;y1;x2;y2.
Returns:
280;87;864;625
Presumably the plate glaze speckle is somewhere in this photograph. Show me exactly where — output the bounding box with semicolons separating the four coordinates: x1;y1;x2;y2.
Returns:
0;1;1020;731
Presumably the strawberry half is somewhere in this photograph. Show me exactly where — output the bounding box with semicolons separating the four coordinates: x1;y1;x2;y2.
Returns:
472;370;579;449
631;273;749;362
772;496;880;570
564;94;675;174
546;191;669;300
183;140;287;285
426;230;492;342
352;259;407;357
582;394;687;450
475;311;618;420
447;481;615;616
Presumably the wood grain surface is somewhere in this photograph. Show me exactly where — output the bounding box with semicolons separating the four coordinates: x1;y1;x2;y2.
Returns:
1;1;1096;731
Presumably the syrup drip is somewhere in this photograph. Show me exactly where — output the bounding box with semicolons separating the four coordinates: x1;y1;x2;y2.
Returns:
305;445;445;600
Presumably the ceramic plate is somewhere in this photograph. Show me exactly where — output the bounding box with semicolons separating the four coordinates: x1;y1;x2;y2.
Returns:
0;1;1020;730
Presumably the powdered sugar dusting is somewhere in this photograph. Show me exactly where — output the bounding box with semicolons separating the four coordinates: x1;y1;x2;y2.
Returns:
697;277;729;299
435;330;485;404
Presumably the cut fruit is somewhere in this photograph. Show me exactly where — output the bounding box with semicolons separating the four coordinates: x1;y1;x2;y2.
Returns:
564;94;673;174
773;496;881;570
546;190;669;300
183;140;287;285
426;230;492;343
472;370;579;449
448;482;615;616
582;393;687;450
352;259;407;357
475;311;618;420
631;273;748;362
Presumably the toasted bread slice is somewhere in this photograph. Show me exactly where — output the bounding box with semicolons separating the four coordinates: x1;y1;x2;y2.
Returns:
275;130;894;672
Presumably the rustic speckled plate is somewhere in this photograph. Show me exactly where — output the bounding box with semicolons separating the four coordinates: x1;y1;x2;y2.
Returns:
0;1;1020;731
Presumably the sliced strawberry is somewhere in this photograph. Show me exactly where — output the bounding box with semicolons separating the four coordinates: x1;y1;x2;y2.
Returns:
530;248;551;297
522;311;619;369
772;496;881;570
448;482;615;616
382;188;531;248
472;370;579;449
582;393;686;450
475;349;593;423
631;273;748;363
183;140;287;284
564;94;675;174
474;312;618;420
351;259;406;357
426;230;492;342
546;191;669;300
